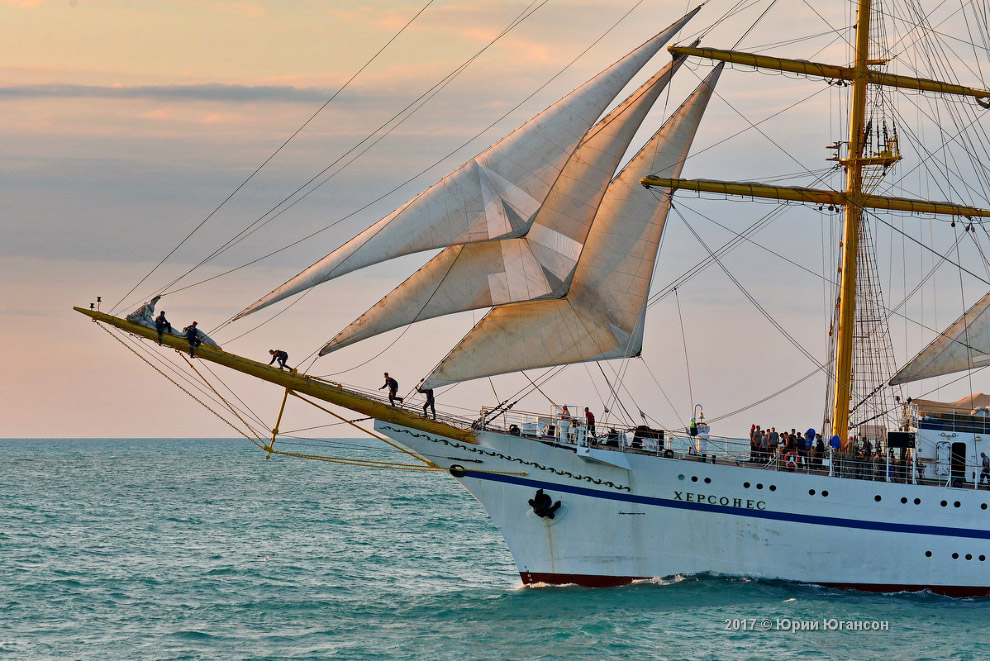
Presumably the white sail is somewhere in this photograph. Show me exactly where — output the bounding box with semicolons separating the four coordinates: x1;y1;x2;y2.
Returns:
320;54;690;355
235;8;701;320
423;65;723;389
889;291;990;385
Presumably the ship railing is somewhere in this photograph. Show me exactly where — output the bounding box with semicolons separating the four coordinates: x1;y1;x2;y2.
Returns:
927;456;990;489
663;434;753;463
917;411;990;434
467;406;744;459
343;390;989;489
310;379;480;429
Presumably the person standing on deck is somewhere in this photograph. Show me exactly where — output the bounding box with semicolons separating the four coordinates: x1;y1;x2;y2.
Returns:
155;310;172;345
980;452;990;487
584;408;596;439
380;372;403;406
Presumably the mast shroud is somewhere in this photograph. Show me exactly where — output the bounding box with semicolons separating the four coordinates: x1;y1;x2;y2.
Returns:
653;0;990;445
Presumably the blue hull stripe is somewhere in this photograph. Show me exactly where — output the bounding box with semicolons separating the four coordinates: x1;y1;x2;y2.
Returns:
465;470;990;540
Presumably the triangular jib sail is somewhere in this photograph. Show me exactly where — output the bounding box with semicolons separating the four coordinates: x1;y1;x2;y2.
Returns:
890;290;990;385
320;51;692;355
422;65;724;389
235;7;701;320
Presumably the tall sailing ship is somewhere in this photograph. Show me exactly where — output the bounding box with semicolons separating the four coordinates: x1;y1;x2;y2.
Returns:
78;1;990;595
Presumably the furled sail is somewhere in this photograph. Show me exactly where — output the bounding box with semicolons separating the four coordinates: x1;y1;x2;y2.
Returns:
235;8;702;320
422;65;723;389
889;291;990;385
319;52;691;356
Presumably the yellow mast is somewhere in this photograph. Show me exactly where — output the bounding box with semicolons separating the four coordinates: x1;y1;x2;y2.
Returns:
831;0;873;447
649;1;990;443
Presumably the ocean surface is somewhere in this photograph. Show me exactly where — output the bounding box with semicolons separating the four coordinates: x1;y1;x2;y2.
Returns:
2;438;987;660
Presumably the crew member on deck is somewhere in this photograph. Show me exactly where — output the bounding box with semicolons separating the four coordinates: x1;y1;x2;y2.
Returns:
268;349;289;370
183;321;202;358
981;452;990;487
155;310;172;345
420;387;436;420
584;407;596;438
380;372;403;406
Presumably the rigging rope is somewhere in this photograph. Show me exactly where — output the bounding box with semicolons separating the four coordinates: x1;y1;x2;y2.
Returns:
111;0;437;314
162;0;552;313
95;323;268;447
674;288;695;410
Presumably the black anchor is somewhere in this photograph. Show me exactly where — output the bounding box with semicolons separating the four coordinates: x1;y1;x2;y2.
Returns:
528;488;561;519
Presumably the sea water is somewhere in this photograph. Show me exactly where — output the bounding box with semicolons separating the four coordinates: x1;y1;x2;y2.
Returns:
2;438;987;660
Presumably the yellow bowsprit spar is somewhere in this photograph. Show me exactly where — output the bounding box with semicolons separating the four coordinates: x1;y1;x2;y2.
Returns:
74;307;529;477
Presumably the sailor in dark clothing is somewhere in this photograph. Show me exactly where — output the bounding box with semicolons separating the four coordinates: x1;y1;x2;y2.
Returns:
420;387;436;420
155;310;172;345
268;349;289;370
380;372;403;406
183;321;202;357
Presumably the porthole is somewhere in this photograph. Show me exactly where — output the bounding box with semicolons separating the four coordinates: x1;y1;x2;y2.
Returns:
744;482;751;488
678;474;685;481
704;477;711;484
954;501;961;508
982;503;988;510
966;554;973;560
952;553;959;559
769;485;777;491
874;495;882;502
941;500;948;507
822;491;829;497
900;497;907;504
756;483;764;490
691;476;698;482
925;551;933;557
809;489;816;496
914;498;921;505
980;556;986;562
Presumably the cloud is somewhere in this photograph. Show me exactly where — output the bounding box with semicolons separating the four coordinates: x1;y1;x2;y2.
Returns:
0;83;334;103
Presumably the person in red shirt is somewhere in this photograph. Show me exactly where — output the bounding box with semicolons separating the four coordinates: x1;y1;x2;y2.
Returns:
584;407;596;439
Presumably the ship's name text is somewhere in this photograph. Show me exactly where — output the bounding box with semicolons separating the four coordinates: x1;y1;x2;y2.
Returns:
674;492;766;510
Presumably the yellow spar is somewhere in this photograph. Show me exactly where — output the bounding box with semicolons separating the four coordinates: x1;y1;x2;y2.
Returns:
639;178;990;219
73;306;478;445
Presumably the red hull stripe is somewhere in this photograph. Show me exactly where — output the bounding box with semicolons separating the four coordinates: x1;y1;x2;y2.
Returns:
520;572;990;596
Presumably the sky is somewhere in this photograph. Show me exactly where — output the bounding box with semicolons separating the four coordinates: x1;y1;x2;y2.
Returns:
3;0;990;439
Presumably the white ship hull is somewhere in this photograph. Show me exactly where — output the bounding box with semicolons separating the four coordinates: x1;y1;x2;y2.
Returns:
377;421;990;596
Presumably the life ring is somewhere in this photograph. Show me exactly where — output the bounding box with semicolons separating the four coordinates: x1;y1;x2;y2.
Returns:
785;451;799;469
509;424;521;436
